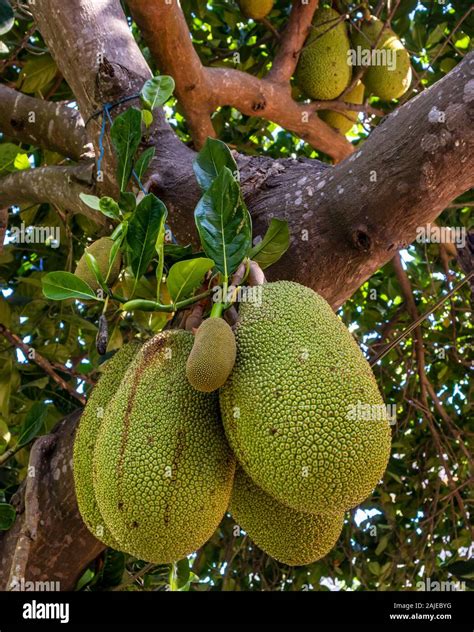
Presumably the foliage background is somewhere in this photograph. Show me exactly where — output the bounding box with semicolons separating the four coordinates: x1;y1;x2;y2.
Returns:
0;0;472;591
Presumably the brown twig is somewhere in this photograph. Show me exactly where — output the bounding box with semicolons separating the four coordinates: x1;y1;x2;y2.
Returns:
0;323;86;405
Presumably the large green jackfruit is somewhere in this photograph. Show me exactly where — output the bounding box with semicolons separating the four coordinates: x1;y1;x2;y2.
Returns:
319;81;364;135
75;237;121;292
295;7;351;100
238;0;274;20
94;329;236;563
352;17;411;100
220;281;391;515
186;318;237;393
73;341;142;547
230;468;345;566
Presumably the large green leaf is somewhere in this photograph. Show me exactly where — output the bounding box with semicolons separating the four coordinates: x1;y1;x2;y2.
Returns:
167;257;215;303
0;0;14;36
42;272;97;301
127;194;167;280
193;138;238;191
140;75;175;110
194;167;251;278
17;402;48;448
110;108;142;191
0;503;15;531
249;218;290;269
17;55;57;94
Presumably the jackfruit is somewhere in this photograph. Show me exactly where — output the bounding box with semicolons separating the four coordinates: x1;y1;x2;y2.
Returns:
93;329;236;563
230;467;345;566
319;81;364;135
73;341;142;547
220;281;391;515
75;237;121;292
238;0;274;20
186;318;237;392
295;7;351;101
352;17;411;100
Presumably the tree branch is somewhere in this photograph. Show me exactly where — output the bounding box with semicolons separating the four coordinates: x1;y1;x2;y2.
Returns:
0;163;107;226
0;84;91;162
127;0;353;160
266;0;319;84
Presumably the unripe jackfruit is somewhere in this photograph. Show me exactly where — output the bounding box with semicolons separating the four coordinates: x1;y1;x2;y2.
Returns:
319;81;365;135
220;281;391;515
73;341;142;547
75;237;121;291
186;318;237;392
230;467;345;566
94;329;236;563
352;17;411;100
295;7;351;100
238;0;274;20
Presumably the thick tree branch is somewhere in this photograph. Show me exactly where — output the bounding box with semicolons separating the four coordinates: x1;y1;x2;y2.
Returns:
127;0;353;160
267;0;319;84
0;163;107;226
0;84;91;162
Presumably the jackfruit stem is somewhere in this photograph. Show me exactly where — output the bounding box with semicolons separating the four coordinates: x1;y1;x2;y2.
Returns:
210;278;228;318
122;289;213;313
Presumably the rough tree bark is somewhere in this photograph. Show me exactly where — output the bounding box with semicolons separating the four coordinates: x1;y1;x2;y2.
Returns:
0;0;473;590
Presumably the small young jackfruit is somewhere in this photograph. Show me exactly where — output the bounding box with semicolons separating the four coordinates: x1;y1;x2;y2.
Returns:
220;281;392;515
352;17;411;100
186;318;237;393
295;7;352;100
230;468;345;566
93;329;236;563
238;0;274;20
75;237;121;292
73;341;142;547
319;81;365;135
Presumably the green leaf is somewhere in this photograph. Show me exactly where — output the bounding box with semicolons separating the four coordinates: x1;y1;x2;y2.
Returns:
193;137;238;191
84;252;106;290
194;167;252;277
140;75;175;110
127;194;168;280
445;560;474;581
176;557;191;589
0;503;15;531
79;194;101;210
17;55;57;94
426;22;447;48
142;109;153;128
17;401;48;447
134;147;155;182
119;191;137;213
167;257;214;303
99;197;121;220
164;243;197;263
42;272;98;301
0;0;14;36
249;218;290;270
110;108;143;191
0;143;29;174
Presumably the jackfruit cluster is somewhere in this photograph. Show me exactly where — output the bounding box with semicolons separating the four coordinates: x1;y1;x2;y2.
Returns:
73;281;391;567
75;236;121;291
294;7;411;136
238;0;274;21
